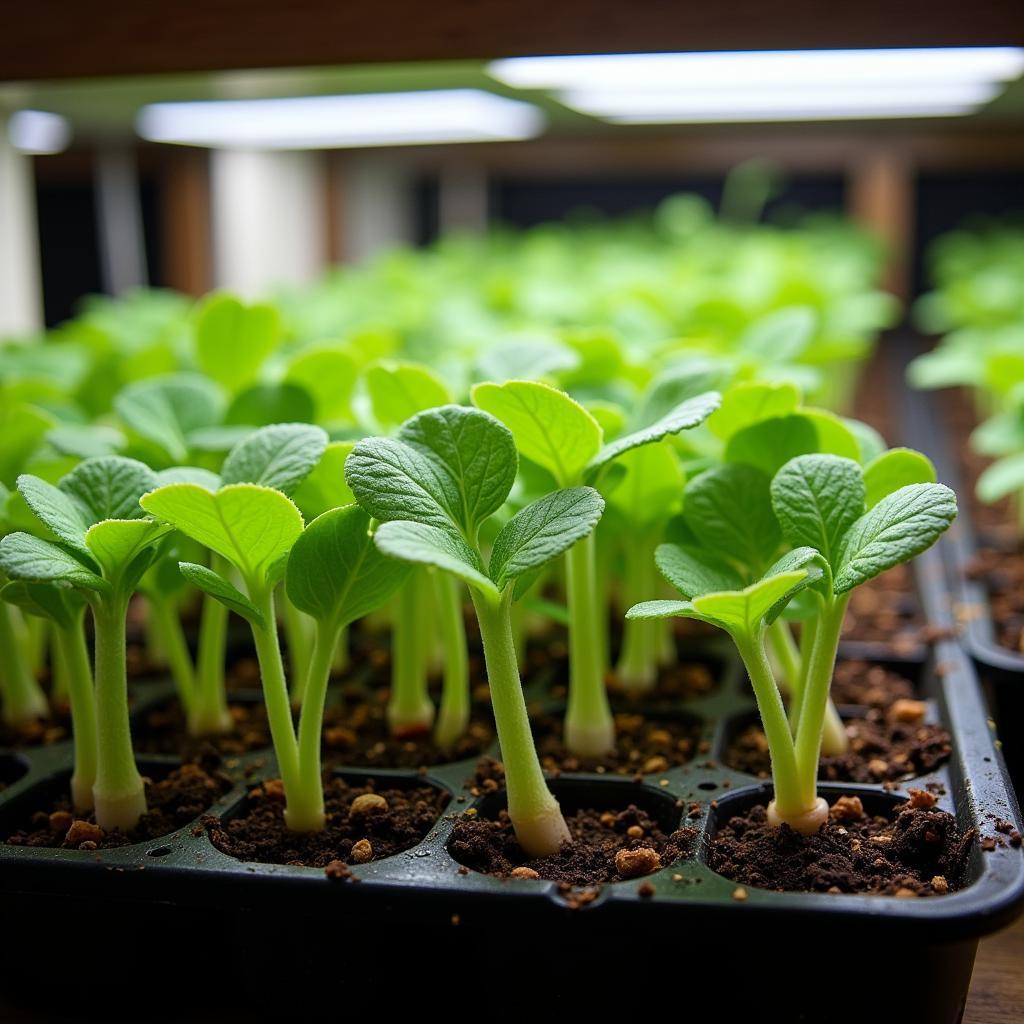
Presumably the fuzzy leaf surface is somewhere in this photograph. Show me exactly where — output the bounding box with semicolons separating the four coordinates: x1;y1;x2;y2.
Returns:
488;486;604;588
178;562;264;627
220;423;328;497
286;505;411;628
835;483;957;594
0;533;109;594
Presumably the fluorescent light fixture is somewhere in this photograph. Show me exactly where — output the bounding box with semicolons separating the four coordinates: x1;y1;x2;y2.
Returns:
8;110;70;155
606;104;986;125
137;90;544;149
564;81;1001;121
489;48;1024;91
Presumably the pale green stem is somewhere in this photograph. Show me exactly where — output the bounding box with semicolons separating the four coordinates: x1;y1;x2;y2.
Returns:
91;595;146;832
0;600;49;726
767;618;800;696
433;574;470;752
615;531;660;695
564;532;615;757
281;589;313;708
250;586;300;798
148;595;196;718
191;555;232;736
388;572;434;737
23;614;47;677
509;598;528;671
733;630;804;818
471;587;569;857
289;620;339;832
56;616;98;814
794;595;851;810
788;613;818;731
50;631;69;707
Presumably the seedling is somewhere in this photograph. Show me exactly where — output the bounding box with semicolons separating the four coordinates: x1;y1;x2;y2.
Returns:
284;505;410;828
472;379;719;756
345;404;605;856
2;581;96;812
0;457;171;830
629;452;955;833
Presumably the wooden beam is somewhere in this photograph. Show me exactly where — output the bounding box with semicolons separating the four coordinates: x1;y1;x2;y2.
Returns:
159;148;211;296
848;150;915;300
3;1;1023;82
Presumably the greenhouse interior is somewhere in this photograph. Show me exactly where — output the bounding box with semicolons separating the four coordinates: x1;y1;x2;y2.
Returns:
2;6;1024;1021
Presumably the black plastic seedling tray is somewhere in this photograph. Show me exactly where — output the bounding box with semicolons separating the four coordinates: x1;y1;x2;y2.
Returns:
1;547;1022;1022
901;379;1024;785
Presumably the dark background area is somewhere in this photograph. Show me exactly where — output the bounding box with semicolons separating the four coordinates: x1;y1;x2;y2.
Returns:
31;165;1024;328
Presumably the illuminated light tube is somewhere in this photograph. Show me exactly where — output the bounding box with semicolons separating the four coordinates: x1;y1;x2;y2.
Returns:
562;81;1002;122
8;110;71;155
137;90;545;149
488;48;1024;91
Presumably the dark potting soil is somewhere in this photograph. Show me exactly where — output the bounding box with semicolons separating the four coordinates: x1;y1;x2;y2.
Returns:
0;713;69;749
840;564;923;651
547;660;719;704
449;802;698;885
830;660;917;708
723;709;952;783
709;793;974;896
967;544;1024;654
321;692;494;769
133;699;272;757
4;763;230;850
203;776;448;868
533;710;700;775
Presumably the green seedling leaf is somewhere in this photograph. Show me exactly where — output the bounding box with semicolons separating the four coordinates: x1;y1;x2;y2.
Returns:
178;562;265;627
472;380;601;487
834;483;957;594
971;413;1024;458
625;599;694;621
739;306;816;362
800;409;862;462
225;383;316;427
16;475;92;558
844;418;886;465
155;466;222;491
396;405;518;537
84;519;171;581
195;293;281;393
61;456;157;526
586;391;720;478
292;441;356;520
48;424;125;460
606;441;684;527
0;579;84;629
114;373;225;463
977;453;1024;504
655;543;745;598
476;336;580;383
141;483;304;587
726;414;819;476
584;401;626;440
683;463;780;572
761;546;828;623
286;505;411;628
637;368;726;429
863;449;936;509
373;520;498;598
771;454;865;568
708;381;801;441
221;423;328;497
284;345;358;422
0;402;54;488
690;570;811;635
0;533;109;594
488;487;604;589
367;361;452;429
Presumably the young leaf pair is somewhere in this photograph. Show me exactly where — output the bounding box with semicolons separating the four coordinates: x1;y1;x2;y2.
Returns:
345;404;606;857
0;457;171;830
139;425;403;833
629;450;956;833
472;379;720;758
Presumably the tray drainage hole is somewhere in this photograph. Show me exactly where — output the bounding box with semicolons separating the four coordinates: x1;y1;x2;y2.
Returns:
697;782;718;791
147;846;173;858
